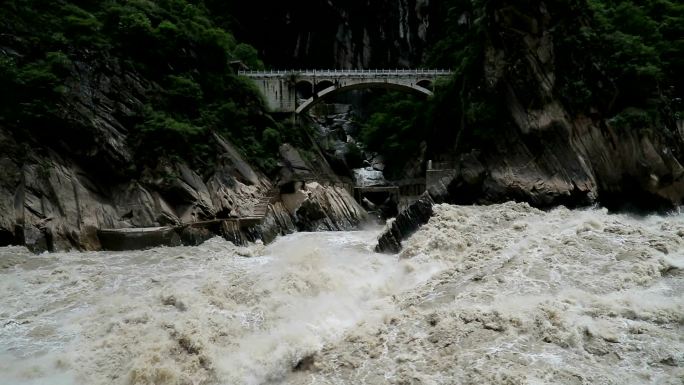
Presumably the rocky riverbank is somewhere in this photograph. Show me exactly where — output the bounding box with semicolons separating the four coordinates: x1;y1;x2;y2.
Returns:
0;120;367;253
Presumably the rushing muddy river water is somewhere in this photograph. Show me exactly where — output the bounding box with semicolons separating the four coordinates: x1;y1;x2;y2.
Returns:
1;203;682;385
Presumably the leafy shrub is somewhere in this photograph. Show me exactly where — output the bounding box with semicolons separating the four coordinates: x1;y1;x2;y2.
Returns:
164;75;203;115
61;3;106;46
359;93;428;177
135;109;208;166
262;128;282;152
554;0;683;121
0;0;287;176
608;108;652;130
232;43;264;70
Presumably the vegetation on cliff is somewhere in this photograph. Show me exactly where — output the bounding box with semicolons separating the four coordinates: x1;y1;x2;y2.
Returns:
428;0;683;146
1;0;682;207
358;93;429;178
359;0;682;189
0;0;293;174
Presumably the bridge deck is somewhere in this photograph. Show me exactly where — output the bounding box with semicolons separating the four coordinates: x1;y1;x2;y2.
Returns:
240;69;453;113
239;69;452;77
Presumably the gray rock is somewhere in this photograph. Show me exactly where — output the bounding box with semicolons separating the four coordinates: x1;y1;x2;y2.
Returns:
0;49;370;253
353;167;387;187
238;0;436;69
293;182;368;231
214;134;262;186
433;3;684;210
113;183;180;228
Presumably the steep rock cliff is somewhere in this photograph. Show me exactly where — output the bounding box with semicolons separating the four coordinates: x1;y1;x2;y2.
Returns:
435;1;684;210
227;0;438;69
376;0;684;253
233;0;682;210
0;52;367;252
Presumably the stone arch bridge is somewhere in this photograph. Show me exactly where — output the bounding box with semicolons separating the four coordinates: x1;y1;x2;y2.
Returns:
239;69;453;114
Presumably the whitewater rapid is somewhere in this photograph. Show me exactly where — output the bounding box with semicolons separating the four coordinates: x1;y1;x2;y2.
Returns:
1;203;682;384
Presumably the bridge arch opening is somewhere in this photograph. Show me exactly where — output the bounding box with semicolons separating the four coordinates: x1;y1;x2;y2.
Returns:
295;81;313;99
417;79;433;90
296;81;433;115
314;80;334;94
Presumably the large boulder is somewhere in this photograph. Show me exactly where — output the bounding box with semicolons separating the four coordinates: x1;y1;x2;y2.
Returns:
375;193;434;253
290;182;368;231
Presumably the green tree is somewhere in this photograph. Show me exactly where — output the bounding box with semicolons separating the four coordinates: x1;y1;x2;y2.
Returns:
0;0;286;176
359;93;428;177
232;43;264;70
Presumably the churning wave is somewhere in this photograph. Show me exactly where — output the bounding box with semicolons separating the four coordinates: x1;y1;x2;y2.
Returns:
0;202;682;384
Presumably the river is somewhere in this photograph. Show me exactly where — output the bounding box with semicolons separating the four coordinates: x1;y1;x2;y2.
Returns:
1;202;682;384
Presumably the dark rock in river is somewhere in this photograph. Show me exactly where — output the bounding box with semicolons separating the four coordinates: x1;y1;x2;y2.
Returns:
376;193;434;254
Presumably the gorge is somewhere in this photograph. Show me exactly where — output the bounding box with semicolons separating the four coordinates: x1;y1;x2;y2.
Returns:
0;1;683;384
1;0;683;252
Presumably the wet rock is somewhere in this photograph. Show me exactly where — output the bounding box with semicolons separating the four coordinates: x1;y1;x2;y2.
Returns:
161;295;187;312
293;354;316;372
220;220;260;246
257;201;297;244
178;226;215;247
294;182;368;231
23;225;49;254
376;193;434;253
295;198;328;229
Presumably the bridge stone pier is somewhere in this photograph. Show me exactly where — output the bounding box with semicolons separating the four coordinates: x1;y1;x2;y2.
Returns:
239;69;453;114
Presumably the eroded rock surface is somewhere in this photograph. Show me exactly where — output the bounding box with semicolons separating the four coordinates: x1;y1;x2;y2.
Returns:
0;56;367;252
440;1;684;210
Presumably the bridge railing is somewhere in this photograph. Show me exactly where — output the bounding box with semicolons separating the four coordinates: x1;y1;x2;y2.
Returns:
238;69;453;77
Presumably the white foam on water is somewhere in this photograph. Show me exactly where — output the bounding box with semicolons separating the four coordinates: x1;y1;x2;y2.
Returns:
286;203;683;385
0;231;441;385
1;203;682;384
